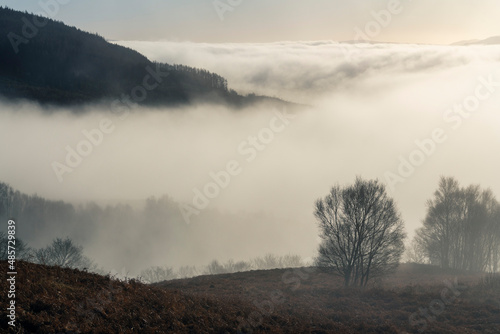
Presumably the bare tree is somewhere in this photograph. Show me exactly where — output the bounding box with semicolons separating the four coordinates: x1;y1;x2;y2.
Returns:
140;266;177;283
415;177;500;272
280;254;304;268
253;254;282;270
404;237;429;264
202;254;304;276
177;265;198;278
0;232;32;260
205;259;228;275
314;177;406;287
33;237;94;270
223;259;252;273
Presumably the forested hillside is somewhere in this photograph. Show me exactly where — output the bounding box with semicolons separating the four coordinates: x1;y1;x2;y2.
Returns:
0;7;284;107
0;181;302;273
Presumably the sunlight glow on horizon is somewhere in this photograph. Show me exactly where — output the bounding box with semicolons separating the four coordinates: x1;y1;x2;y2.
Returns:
1;0;499;45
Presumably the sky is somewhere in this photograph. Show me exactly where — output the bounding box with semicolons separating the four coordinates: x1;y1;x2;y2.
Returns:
2;0;500;44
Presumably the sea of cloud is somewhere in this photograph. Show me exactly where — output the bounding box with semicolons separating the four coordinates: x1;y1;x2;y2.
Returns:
1;41;500;272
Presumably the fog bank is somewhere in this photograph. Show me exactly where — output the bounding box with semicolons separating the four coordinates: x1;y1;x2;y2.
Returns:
1;41;500;273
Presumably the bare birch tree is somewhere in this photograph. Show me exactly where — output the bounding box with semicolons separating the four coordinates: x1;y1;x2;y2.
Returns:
314;177;406;287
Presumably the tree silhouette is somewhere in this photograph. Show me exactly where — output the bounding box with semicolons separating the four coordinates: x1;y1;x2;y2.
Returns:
414;176;500;272
0;232;32;260
314;177;406;287
34;237;94;270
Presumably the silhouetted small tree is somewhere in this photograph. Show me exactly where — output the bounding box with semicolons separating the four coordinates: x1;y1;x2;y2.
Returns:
0;232;32;260
253;254;281;269
224;259;252;273
33;237;94;270
280;254;304;268
404;237;429;264
140;266;177;283
205;260;227;275
177;265;198;278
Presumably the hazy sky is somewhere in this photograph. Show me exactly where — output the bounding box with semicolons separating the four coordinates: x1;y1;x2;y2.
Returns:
2;0;500;44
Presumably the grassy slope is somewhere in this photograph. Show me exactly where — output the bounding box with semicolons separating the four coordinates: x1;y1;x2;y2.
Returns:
1;261;499;333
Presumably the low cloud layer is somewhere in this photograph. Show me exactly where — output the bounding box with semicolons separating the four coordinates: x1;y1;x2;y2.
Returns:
1;41;500;272
118;41;500;103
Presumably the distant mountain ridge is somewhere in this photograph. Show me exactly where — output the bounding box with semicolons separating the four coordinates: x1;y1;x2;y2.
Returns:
452;36;500;45
0;6;290;108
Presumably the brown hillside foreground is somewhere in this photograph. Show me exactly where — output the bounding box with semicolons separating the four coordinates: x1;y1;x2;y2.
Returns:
1;261;500;333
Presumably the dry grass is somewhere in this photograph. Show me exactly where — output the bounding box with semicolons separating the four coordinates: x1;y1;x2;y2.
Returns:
1;261;499;333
